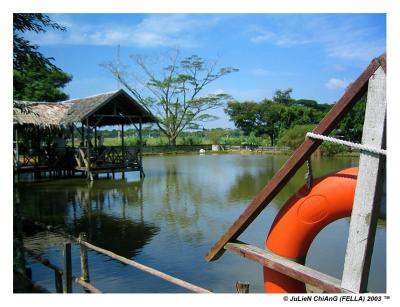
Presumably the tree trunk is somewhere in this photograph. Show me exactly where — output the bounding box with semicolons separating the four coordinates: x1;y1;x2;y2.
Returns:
269;134;274;147
169;136;177;146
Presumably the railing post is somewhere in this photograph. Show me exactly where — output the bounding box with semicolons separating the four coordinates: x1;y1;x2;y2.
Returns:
63;242;72;293
79;233;90;284
55;270;63;293
235;281;250;293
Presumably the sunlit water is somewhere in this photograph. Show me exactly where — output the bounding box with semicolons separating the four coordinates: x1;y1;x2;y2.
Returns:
15;153;386;293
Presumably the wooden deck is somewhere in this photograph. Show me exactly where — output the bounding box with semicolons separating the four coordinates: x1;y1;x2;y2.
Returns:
14;145;144;179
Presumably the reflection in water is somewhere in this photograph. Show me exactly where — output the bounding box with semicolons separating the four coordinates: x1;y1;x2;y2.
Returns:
17;179;159;259
15;154;385;293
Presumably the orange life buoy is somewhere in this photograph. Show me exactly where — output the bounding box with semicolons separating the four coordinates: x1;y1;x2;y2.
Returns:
264;167;358;293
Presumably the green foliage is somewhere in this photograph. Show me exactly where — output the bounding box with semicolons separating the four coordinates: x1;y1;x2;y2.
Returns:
226;90;329;146
273;88;294;105
208;128;225;144
13;13;66;70
336;93;367;142
103;49;238;145
13;13;72;102
278;124;316;149
14;58;72;101
320;142;347;156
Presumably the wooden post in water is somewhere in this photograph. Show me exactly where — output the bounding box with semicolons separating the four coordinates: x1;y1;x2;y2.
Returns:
63;242;72;293
55;271;63;293
235;281;250;293
79;233;90;284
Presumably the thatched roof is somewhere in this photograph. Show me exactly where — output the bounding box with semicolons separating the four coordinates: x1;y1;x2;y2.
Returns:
13;89;157;127
13;101;71;127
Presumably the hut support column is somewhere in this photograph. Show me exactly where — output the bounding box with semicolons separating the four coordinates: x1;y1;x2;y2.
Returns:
70;125;75;149
81;124;84;146
94;126;97;148
121;124;125;178
14;127;19;166
86;119;93;181
139;118;144;178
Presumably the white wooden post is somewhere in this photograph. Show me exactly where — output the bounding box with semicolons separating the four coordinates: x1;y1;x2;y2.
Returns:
341;66;386;293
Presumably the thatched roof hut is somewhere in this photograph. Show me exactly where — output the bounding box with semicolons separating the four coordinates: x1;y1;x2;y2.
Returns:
13;89;157;127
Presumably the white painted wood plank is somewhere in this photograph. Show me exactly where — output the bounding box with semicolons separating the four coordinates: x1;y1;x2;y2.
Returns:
341;66;386;293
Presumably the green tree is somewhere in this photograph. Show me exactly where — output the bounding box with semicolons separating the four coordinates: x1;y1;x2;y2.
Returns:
272;88;294;105
13;13;72;102
226;94;328;146
103;50;238;145
278;124;316;149
336;93;367;142
14;58;72;101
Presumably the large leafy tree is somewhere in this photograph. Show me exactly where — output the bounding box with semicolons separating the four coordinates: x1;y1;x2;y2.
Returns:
13;13;72;102
226;89;331;146
103;50;238;145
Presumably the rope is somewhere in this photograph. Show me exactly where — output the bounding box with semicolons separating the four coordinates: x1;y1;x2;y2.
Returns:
306;132;386;156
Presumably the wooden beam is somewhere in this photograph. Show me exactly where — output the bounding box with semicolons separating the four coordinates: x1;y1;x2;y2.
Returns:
205;56;385;262
225;241;348;293
341;66;386;293
92;114;144;119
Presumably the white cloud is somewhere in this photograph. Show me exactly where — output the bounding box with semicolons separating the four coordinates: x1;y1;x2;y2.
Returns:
208;89;226;95
325;78;350;90
250;29;311;47
251;68;271;76
247;15;386;61
26;14;220;48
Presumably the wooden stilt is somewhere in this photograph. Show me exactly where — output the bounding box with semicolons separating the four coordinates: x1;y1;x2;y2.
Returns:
63;242;72;293
79;233;90;285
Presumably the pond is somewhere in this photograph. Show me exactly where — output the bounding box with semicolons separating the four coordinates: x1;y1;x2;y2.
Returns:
14;153;386;293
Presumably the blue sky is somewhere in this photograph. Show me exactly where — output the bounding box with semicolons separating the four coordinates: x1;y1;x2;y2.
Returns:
24;13;386;129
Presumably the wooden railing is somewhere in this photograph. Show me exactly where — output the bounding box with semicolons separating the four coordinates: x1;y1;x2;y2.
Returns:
14;147;74;170
74;146;140;169
15;219;211;293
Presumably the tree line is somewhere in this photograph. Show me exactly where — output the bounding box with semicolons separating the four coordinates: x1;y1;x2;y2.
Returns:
225;88;366;153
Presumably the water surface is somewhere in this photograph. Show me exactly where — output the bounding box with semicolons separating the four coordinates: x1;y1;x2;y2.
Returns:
15;153;386;293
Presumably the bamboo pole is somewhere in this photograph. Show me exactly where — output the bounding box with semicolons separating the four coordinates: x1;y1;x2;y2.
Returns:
63;242;72;293
78;239;211;293
73;277;102;293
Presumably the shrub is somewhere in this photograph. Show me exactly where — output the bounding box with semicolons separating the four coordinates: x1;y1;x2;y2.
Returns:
277;124;315;149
